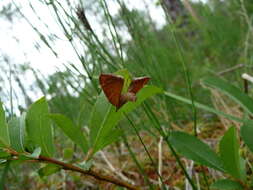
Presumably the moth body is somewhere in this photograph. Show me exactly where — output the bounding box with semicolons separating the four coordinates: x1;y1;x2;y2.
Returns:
120;92;137;102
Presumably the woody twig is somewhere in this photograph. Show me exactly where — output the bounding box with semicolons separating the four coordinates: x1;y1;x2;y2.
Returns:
6;149;141;190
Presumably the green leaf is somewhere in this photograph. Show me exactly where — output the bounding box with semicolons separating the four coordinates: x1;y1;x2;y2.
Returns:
239;157;246;181
219;127;245;180
8;113;26;152
241;121;253;153
169;131;224;171
164;91;244;123
17;147;41;160
211;179;244;190
38;164;61;177
202;77;253;115
89;93;111;147
26;97;54;157
96;128;123;151
49;114;88;153
89;85;162;155
28;147;41;159
0;150;10;159
0;103;10;147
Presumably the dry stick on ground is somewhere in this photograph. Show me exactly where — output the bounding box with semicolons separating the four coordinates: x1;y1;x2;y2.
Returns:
6;149;141;190
218;64;245;75
99;151;135;185
158;136;163;189
211;89;242;129
185;160;194;190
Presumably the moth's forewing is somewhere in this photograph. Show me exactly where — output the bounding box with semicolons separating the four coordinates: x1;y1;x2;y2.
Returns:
128;77;150;94
99;74;124;107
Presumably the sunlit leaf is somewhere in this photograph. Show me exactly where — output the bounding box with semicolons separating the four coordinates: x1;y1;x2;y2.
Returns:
28;147;41;159
0;103;10;147
26;97;54;157
8;113;26;152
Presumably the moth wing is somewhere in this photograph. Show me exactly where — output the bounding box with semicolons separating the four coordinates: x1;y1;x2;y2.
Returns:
128;77;150;94
99;74;124;107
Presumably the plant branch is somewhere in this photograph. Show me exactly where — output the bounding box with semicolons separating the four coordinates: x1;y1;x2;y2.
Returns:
6;149;141;190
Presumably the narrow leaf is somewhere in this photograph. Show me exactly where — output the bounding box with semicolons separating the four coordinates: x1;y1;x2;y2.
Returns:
49;114;88;153
164;91;243;123
8;113;26;152
169;131;224;171
239;157;246;181
241;121;253;152
26;97;54;156
89;93;111;147
219;127;245;180
211;179;244;190
202;77;253;115
0;103;10;147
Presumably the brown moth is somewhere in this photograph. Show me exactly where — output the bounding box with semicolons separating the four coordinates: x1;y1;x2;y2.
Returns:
99;73;150;110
